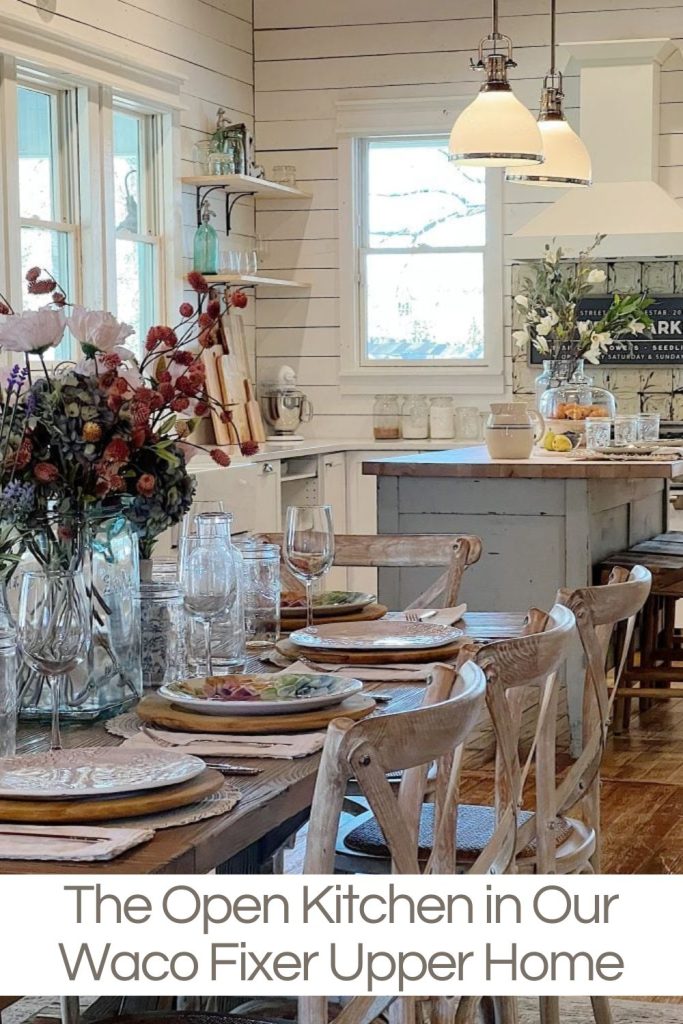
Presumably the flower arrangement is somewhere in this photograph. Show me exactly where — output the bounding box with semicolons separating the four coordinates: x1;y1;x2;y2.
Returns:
0;268;254;563
513;236;653;366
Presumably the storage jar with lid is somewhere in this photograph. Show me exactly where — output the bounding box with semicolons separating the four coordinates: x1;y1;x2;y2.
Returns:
373;395;401;440
401;396;429;439
429;396;455;439
539;376;616;440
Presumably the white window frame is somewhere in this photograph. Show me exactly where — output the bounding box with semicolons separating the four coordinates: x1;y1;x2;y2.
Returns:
0;9;184;357
337;97;505;395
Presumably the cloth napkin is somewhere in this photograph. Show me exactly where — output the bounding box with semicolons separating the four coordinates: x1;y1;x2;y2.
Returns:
282;659;436;683
397;604;467;625
120;728;326;759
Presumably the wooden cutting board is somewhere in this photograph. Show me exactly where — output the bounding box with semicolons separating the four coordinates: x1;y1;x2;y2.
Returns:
202;348;231;447
244;379;266;443
0;768;224;824
276;635;465;666
137;692;376;734
281;603;388;632
217;354;250;444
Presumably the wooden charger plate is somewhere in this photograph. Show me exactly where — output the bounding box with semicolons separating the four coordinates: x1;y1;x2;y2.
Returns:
137;691;376;735
281;602;388;633
276;635;465;666
0;768;224;824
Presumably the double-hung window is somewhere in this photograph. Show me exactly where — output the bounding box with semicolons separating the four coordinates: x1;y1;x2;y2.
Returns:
339;102;504;393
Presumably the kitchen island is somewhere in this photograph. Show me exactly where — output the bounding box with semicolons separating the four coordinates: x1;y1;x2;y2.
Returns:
363;445;683;752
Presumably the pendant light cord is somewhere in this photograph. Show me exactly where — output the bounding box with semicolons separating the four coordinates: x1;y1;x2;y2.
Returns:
550;0;557;76
492;0;500;49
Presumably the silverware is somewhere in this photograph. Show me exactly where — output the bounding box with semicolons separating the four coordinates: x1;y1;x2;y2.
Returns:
201;760;261;775
404;609;437;622
140;724;294;750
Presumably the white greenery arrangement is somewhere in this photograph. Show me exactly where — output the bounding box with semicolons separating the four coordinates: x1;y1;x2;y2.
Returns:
513;235;653;365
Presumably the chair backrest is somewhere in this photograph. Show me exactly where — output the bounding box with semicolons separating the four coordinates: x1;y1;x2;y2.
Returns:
554;564;652;825
473;603;577;871
256;532;482;608
299;661;486;1024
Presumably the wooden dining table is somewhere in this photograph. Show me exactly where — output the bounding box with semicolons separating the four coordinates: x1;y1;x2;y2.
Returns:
0;612;526;877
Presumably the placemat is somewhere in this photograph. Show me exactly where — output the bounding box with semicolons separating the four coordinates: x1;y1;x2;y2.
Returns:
281;603;387;631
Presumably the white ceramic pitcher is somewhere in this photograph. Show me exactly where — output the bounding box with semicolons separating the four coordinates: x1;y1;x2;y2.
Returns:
484;402;545;459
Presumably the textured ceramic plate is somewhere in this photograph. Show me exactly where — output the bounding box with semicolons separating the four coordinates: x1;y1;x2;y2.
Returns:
0;748;205;800
290;620;463;651
280;591;375;618
159;673;364;716
594;444;658;456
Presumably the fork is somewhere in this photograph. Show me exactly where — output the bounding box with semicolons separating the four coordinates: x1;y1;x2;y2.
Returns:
404;609;437;623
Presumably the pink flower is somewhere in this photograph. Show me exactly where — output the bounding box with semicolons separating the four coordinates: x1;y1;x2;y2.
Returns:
0;307;66;353
68;306;135;357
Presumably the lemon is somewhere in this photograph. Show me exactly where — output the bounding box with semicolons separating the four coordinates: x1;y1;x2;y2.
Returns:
553;434;573;453
543;431;556;452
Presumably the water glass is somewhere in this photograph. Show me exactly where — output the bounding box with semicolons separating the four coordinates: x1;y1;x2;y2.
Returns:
240;542;281;650
585;416;612;450
140;581;186;688
0;630;17;758
638;412;660;441
613;415;640;446
180;514;236;676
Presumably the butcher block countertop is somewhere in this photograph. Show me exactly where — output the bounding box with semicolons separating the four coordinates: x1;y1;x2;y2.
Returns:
362;445;683;480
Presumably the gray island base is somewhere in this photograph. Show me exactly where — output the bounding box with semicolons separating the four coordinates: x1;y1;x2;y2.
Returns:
363;445;682;755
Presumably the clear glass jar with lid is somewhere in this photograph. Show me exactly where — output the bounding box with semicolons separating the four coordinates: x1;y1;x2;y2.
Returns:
429;396;455;439
539;376;616;439
373;395;401;440
401;396;429;439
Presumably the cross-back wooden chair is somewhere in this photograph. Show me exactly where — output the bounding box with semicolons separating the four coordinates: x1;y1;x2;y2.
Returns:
85;663;487;1024
254;533;482;610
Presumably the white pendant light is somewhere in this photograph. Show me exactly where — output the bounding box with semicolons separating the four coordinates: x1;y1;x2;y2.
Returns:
449;0;543;168
506;0;591;187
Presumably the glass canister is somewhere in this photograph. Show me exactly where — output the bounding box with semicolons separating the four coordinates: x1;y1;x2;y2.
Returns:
401;396;429;439
429;396;455;439
373;395;401;440
184;512;246;675
539;377;616;439
239;542;281;650
0;629;17;757
534;358;593;412
140;581;186;688
455;406;482;441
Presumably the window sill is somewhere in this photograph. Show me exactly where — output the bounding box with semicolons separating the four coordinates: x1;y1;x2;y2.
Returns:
339;366;506;396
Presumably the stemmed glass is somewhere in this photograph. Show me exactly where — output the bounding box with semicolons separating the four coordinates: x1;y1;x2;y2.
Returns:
180;512;236;676
16;570;91;750
284;505;335;628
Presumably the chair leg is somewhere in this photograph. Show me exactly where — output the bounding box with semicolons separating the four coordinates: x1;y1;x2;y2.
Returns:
539;996;560;1024
491;997;518;1024
590;996;613;1024
454;997;480;1024
478;998;496;1024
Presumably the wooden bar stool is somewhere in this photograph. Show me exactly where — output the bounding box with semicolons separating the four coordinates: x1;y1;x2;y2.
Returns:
600;534;683;729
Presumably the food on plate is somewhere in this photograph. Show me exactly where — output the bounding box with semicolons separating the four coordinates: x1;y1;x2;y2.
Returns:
280;590;360;610
554;403;608;421
171;673;343;703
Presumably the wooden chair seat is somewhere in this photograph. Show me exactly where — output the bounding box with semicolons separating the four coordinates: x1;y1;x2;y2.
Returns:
336;801;577;867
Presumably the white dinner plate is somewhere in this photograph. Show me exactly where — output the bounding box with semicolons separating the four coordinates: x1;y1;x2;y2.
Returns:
290;620;463;651
0;748;205;800
159;673;364;716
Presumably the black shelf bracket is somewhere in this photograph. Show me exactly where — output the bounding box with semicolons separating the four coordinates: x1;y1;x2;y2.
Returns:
194;185;256;235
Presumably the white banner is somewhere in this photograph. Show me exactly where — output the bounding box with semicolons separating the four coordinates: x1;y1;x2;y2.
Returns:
0;874;681;996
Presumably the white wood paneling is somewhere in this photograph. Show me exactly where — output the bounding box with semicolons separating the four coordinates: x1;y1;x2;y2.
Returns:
254;0;683;439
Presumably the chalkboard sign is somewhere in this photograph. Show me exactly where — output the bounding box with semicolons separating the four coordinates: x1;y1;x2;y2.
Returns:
529;296;683;366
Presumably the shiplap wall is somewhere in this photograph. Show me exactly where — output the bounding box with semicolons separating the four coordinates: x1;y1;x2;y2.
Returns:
1;0;255;359
253;0;683;439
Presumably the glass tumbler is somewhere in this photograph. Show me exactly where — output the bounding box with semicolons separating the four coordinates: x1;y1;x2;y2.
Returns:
585;416;612;450
140;581;186;688
0;629;17;758
239;542;281;650
638;413;660;441
613;415;639;446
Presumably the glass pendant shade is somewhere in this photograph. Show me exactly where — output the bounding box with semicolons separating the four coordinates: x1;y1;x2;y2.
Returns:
506;84;591;186
449;87;544;168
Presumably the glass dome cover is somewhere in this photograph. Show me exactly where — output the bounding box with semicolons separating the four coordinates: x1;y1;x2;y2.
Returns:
539;378;616;431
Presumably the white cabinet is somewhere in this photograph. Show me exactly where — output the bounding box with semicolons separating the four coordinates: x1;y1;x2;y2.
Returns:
344;450;400;593
319;452;348;589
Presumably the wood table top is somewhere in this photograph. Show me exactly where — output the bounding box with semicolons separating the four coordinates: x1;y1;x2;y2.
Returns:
362;445;683;480
2;611;526;875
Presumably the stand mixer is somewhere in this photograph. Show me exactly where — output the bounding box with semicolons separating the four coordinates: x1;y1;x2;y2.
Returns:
260;365;313;442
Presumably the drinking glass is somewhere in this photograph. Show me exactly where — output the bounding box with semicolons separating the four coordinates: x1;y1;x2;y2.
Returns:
0;630;17;758
638;412;660;441
240;542;281;650
284;505;334;628
16;570;91;750
613;415;639;446
585;416;612;450
180;513;236;676
243;250;258;276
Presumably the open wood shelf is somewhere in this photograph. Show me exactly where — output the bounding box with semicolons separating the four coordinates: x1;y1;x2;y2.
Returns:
181;173;311;200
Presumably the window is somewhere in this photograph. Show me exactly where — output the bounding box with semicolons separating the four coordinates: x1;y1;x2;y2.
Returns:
338;103;503;393
113;106;161;351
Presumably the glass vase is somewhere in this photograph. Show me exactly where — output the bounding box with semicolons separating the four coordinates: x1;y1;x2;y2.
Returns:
534;358;591;411
0;628;17;757
17;506;142;722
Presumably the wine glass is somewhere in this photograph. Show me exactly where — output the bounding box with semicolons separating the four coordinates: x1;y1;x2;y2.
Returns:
180;513;236;676
284;505;335;628
16;570;91;750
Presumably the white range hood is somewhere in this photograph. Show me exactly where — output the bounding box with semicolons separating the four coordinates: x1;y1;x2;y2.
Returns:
511;39;683;259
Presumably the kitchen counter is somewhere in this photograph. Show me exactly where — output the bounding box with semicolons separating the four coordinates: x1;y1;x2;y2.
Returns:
363;444;683;480
364;444;671;755
198;437;462;467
